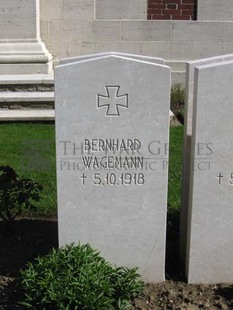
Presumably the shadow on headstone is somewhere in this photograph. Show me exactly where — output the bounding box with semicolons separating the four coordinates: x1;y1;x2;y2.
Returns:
0;219;58;276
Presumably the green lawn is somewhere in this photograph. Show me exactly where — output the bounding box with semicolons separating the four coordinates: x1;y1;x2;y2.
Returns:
168;126;183;230
0;123;56;217
168;126;183;210
0;123;183;219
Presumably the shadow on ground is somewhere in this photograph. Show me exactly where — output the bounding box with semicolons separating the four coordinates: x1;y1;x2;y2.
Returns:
165;207;186;281
1;217;233;310
0;219;58;276
214;285;233;308
0;214;182;280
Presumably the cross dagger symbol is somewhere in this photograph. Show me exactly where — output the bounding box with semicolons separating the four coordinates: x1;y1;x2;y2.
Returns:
97;86;128;116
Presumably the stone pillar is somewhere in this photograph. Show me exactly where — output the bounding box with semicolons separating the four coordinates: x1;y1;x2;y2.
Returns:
0;0;52;74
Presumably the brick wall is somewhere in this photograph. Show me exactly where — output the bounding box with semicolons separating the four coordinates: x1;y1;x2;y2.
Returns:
148;0;197;20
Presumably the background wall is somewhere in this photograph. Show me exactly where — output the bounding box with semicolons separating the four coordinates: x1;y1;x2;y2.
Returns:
40;0;233;84
198;0;233;21
148;0;196;20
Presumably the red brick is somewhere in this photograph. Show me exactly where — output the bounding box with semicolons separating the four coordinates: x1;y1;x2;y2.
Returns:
172;15;191;20
182;0;195;3
179;4;194;9
164;8;181;15
163;0;181;4
147;0;196;20
181;9;193;15
166;3;178;9
151;14;171;20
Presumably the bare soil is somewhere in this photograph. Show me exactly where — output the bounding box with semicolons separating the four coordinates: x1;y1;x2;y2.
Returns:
0;219;232;309
0;219;58;310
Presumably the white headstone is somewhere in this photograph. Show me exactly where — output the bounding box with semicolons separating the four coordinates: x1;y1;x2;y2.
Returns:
186;60;233;283
180;54;233;263
60;52;165;65
55;54;171;282
60;53;176;120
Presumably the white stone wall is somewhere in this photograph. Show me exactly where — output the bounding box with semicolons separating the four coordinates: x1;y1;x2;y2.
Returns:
0;0;38;41
40;0;233;83
198;0;233;21
0;0;52;74
96;0;146;20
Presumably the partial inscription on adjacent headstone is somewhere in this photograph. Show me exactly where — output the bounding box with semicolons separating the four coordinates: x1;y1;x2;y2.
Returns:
186;60;233;284
55;54;171;282
180;54;233;263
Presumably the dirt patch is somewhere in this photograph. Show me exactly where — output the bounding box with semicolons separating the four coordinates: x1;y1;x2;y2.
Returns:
132;282;233;309
0;219;58;276
0;219;232;309
1;277;232;310
0;219;58;309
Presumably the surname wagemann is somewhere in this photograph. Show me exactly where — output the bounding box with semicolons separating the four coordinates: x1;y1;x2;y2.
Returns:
82;138;144;170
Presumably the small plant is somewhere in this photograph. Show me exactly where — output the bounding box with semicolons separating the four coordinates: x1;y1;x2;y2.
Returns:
170;83;185;108
20;243;144;310
170;83;185;124
0;166;43;221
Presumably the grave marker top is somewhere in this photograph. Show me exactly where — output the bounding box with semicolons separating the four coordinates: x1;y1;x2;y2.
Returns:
60;52;165;65
55;54;171;282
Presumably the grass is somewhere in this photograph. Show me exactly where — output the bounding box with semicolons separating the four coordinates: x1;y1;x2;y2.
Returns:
168;126;183;210
170;84;185;109
0;123;183;219
167;125;183;231
170;84;185;125
0;123;56;217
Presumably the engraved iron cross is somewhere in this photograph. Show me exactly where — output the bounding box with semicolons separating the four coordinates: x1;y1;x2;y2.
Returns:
97;86;128;116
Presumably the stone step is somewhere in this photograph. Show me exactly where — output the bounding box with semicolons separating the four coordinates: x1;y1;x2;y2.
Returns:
0;72;54;85
0;109;55;121
0;109;174;122
0;69;174;121
0;92;54;103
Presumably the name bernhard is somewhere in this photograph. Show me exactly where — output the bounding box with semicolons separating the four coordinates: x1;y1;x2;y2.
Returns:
84;139;141;153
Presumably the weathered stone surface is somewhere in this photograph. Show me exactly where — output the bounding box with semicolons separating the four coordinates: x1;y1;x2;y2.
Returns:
186;60;233;284
55;55;170;282
0;0;52;74
198;0;233;21
0;0;37;40
180;54;233;264
95;0;147;20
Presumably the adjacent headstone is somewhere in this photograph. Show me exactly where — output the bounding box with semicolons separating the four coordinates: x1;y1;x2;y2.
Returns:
180;53;233;263
186;60;233;283
55;54;171;282
60;52;165;65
